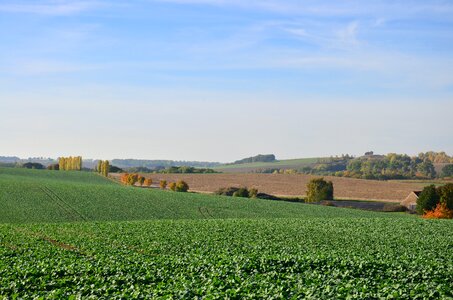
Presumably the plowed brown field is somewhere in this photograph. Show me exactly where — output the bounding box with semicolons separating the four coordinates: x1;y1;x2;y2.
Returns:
110;173;441;202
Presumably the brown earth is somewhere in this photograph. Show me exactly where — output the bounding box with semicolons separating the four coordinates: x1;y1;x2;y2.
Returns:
110;173;444;202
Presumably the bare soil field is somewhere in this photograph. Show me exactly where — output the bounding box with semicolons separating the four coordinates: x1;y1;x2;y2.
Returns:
110;173;447;202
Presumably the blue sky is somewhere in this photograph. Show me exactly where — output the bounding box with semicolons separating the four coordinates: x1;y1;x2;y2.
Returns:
1;0;452;161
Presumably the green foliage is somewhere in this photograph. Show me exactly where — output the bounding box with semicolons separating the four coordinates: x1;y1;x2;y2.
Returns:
214;187;241;196
306;177;334;202
2;167;453;298
0;218;452;298
175;180;189;192
439;183;453;210
416;185;440;214
441;164;453;178
233;187;250;198
231;154;276;165
108;165;123;173
215;187;259;199
417;159;436;178
22;162;45;169
0;167;392;224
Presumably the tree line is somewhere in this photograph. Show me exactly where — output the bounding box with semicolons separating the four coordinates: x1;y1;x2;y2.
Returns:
96;160;110;177
299;152;453;180
58;156;82;171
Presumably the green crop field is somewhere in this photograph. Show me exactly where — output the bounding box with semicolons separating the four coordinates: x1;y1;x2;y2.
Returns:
1;167;452;298
0;167;388;223
214;158;320;172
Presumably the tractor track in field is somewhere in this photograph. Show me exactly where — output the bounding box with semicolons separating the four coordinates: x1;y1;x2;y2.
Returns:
13;227;90;257
40;186;89;222
198;207;214;218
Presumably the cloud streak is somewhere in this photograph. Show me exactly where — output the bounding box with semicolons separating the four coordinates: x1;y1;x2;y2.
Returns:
0;1;103;16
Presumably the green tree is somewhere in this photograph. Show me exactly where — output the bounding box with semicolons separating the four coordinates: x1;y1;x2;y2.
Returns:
417;159;436;178
100;160;110;177
441;165;453;178
97;160;102;173
175;180;189;192
416;185;440;214
306;178;334;202
439;183;453;210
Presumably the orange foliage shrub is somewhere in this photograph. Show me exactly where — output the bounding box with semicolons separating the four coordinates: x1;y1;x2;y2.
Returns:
168;182;176;191
120;173;139;186
423;202;453;219
160;180;167;189
120;173;129;184
144;178;152;187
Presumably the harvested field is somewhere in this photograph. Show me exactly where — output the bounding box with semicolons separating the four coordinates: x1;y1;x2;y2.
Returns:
110;173;441;202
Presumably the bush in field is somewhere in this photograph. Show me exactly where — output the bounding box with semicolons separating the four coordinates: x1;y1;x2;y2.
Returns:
416;185;440;214
215;187;240;196
138;176;145;186
382;204;408;212
215;187;259;199
160;180;167;189
175;181;189;192
168;182;176;191
143;178;152;187
121;173;140;186
423;202;453;219
47;164;59;170
233;188;249;198
249;188;258;198
306;178;334;202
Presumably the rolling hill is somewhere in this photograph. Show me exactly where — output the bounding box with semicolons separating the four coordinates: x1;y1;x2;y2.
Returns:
214;157;320;173
0;167;387;224
1;167;452;298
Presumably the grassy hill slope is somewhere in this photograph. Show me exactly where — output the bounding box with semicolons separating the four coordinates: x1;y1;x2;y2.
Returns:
214;157;320;173
0;167;400;224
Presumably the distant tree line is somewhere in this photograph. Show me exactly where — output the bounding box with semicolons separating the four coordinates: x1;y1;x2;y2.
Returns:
159;166;217;174
299;152;453;180
124;166;217;174
59;156;82;171
120;174;188;192
22;162;45;170
111;159;220;169
229;154;276;165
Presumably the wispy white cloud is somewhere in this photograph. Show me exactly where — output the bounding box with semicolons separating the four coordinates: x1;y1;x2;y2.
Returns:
7;60;101;75
152;0;453;17
0;1;103;16
335;21;360;48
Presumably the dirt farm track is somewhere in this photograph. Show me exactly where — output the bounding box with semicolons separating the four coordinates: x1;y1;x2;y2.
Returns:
110;173;444;202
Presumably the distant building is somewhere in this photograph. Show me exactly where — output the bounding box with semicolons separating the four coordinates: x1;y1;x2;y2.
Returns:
400;191;422;211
